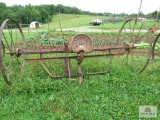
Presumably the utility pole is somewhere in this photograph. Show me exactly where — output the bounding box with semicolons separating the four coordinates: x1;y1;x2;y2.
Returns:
137;0;143;19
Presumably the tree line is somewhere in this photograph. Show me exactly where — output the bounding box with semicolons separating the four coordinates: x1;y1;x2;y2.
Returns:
0;2;159;24
0;3;84;24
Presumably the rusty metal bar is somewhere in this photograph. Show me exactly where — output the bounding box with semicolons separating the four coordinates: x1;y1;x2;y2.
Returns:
64;57;71;77
64;43;72;79
93;45;136;51
18;48;72;54
17;45;135;55
24;53;123;62
77;51;84;84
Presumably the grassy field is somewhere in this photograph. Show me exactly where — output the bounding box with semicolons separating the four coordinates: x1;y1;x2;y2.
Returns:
0;14;160;119
92;20;160;31
0;57;159;120
19;14;160;34
32;14;107;30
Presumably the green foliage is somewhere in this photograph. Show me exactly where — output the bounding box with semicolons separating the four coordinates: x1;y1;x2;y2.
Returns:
0;2;83;24
39;35;68;46
0;58;159;119
155;43;160;50
26;31;68;46
134;42;150;49
0;2;7;23
152;11;160;20
26;36;36;43
0;1;159;26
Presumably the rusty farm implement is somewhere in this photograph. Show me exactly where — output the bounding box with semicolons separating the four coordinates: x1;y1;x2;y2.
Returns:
0;19;159;85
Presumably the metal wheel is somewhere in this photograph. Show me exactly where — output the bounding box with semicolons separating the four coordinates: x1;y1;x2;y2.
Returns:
152;33;160;69
117;18;152;73
0;19;25;85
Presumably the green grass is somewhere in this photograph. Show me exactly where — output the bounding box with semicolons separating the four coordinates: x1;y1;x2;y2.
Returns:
0;56;159;120
0;16;160;119
42;14;107;30
94;21;160;30
20;14;160;33
93;22;125;30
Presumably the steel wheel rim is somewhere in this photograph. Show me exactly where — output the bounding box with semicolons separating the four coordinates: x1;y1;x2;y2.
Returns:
117;18;152;73
0;19;25;85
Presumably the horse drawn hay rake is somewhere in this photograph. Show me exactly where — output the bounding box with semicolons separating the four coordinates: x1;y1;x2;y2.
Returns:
0;19;159;85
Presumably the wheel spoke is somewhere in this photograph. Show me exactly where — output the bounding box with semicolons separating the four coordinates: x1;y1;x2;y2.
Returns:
117;19;152;73
0;19;25;85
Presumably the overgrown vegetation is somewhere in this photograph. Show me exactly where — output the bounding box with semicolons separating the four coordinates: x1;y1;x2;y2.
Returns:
0;57;159;119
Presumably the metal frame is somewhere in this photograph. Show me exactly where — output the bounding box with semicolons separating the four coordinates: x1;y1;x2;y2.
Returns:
0;19;159;85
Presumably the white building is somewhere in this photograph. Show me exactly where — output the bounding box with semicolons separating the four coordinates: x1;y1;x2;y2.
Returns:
138;17;146;21
29;21;41;28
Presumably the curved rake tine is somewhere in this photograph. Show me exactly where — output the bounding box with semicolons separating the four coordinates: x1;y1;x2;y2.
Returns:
125;51;130;69
14;56;25;70
4;56;13;72
119;50;129;65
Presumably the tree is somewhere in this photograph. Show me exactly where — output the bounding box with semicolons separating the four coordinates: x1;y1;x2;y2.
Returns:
56;4;65;14
70;7;82;14
152;11;160;21
38;7;51;23
25;5;41;23
0;2;7;23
